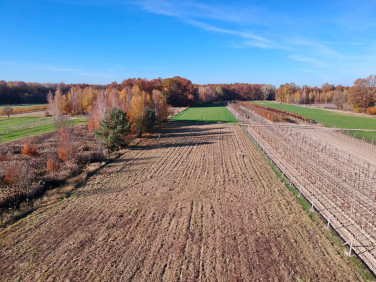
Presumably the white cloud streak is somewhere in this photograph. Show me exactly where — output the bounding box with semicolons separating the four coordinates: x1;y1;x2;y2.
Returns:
133;0;284;50
0;61;115;79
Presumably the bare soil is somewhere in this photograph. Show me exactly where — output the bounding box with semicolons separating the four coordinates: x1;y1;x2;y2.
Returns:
0;122;367;281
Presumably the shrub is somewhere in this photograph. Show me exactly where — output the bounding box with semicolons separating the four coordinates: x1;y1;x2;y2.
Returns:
95;107;130;149
4;166;18;185
21;143;38;157
47;158;60;172
3;162;33;190
366;107;376;115
0;153;7;161
57;144;77;161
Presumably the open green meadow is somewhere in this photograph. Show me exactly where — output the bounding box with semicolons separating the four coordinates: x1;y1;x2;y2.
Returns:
253;101;376;141
0;117;87;142
171;104;238;123
0;104;47;109
253;101;376;129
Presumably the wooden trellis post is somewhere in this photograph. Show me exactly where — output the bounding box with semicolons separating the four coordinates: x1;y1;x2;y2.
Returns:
349;235;354;256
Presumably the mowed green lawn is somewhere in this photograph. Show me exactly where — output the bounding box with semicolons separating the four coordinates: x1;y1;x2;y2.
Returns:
0;117;87;142
253;101;376;142
171;104;237;123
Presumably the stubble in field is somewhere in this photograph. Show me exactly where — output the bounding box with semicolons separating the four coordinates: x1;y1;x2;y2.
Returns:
0;122;368;281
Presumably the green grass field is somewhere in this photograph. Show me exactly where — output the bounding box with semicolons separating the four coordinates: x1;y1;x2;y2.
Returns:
253;101;376;129
171;104;238;123
253;101;376;142
0;104;47;109
345;130;376;143
0;117;87;142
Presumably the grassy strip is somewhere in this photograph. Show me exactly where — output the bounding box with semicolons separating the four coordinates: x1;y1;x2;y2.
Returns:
0;104;47;109
171;103;238;123
240;125;375;280
0;119;87;142
345;130;376;143
253;101;376;129
0;117;52;132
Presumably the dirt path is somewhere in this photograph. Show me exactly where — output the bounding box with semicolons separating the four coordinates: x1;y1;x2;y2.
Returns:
0;122;367;281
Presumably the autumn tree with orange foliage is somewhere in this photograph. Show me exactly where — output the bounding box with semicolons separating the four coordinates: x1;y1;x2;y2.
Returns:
348;75;376;112
127;86;150;137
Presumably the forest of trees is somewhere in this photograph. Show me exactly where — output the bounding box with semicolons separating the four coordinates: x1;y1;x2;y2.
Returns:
0;77;272;107
0;81;75;105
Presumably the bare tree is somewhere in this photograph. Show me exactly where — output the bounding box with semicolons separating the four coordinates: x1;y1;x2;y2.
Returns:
95;89;109;121
71;88;80;116
261;84;276;100
54;87;63;117
47;90;53;115
3;106;13;118
332;89;347;110
109;88;120;109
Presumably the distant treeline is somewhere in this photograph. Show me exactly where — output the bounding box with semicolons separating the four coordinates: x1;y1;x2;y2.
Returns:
0;77;274;106
2;75;375;114
275;75;376;113
0;81;105;105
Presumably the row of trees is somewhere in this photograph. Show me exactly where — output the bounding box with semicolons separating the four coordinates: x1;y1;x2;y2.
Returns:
45;77;275;146
0;81;81;105
48;82;169;142
2;77;274;107
275;75;376;112
275;83;346;105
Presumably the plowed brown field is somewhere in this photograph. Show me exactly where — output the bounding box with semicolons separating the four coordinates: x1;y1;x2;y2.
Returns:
0;122;367;281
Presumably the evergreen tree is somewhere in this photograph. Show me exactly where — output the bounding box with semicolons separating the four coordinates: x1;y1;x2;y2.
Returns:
95;107;130;149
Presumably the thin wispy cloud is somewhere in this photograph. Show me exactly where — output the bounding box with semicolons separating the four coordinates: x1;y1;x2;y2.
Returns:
132;0;286;50
133;0;268;25
0;61;115;79
289;55;326;68
130;0;376;74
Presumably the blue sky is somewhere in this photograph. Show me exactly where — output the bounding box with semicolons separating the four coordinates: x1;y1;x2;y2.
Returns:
0;0;375;86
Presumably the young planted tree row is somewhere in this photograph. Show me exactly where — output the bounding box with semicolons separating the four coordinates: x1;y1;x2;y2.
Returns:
237;101;314;123
230;103;376;271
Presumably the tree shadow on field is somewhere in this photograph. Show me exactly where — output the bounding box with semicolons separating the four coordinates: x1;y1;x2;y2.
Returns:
161;121;227;133
130;141;213;151
161;131;232;138
109;157;158;164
